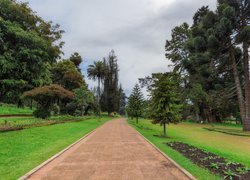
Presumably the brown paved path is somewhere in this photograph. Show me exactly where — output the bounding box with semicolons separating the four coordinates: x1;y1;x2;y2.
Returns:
26;118;192;180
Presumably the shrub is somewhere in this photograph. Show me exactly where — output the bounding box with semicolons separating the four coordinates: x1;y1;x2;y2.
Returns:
22;84;74;119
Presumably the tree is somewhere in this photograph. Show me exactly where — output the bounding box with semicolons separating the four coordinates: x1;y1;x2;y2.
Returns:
73;86;94;116
165;22;191;74
118;86;127;115
218;0;250;130
21;84;74;119
87;60;106;118
149;73;182;137
127;84;144;124
52;60;85;91
0;0;64;104
101;50;121;114
70;52;82;72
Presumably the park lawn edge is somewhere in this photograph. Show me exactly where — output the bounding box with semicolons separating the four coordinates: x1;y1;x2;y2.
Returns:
128;119;221;180
19;118;107;180
0;116;112;179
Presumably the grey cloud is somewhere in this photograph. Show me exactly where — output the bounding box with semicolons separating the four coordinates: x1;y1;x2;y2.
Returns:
26;0;217;95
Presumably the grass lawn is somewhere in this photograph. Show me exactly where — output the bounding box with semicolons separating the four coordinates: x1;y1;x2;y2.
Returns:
0;116;111;180
0;104;33;115
0;115;93;126
128;119;250;180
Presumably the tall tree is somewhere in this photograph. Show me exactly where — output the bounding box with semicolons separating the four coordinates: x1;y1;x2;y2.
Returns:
164;1;249;129
70;52;82;72
118;85;127;115
52;60;85;91
0;0;64;103
149;73;182;137
73;86;94;116
101;50;121;114
218;0;250;130
165;22;191;74
127;84;144;124
87;60;106;118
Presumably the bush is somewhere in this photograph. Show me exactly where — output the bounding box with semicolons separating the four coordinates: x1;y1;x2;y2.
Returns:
51;104;60;115
33;108;51;119
22;84;75;119
65;102;77;115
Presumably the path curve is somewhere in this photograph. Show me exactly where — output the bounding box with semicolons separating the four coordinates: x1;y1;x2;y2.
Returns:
22;118;194;180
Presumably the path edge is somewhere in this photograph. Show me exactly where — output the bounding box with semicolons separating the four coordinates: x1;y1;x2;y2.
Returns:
18;119;109;180
128;120;197;180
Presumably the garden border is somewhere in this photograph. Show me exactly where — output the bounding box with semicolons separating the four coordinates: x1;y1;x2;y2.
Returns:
18;119;108;180
128;121;196;180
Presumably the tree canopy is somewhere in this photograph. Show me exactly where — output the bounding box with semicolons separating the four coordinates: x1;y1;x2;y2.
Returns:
0;0;64;104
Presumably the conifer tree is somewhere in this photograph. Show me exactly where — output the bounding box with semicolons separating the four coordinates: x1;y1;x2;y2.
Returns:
149;73;182;137
127;84;144;124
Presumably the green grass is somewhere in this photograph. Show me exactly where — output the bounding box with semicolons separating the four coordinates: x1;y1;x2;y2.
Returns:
129;119;250;180
0;116;111;180
0;104;33;115
0;115;92;126
204;127;250;137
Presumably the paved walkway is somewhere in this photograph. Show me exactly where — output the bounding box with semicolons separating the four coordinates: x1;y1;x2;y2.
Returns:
26;118;192;180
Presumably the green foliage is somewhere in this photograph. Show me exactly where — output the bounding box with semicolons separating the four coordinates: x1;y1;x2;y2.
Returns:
70;52;82;72
126;84;144;122
223;169;239;180
73;86;94;115
210;162;219;169
164;1;250;126
0;0;64;104
87;60;106;117
33;108;51;119
22;84;74;119
149;73;182;136
100;50;124;114
165;22;191;73
52;60;85;90
87;61;106;81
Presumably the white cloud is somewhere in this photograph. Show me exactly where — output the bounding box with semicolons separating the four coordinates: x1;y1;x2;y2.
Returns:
26;0;217;95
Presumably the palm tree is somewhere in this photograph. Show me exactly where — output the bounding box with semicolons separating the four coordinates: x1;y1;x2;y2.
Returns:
87;61;106;119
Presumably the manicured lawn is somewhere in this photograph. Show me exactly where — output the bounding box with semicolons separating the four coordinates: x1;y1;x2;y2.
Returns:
129;119;250;180
0;104;33;115
0;116;111;180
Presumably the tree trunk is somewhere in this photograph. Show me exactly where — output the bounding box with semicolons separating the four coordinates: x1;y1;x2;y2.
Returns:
98;78;101;120
195;111;200;123
81;107;84;116
163;122;166;137
230;46;245;122
243;40;250;131
30;99;33;110
207;109;213;123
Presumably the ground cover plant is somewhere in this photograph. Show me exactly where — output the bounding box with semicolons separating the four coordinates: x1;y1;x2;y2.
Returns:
129;119;250;180
0;116;111;179
167;142;250;180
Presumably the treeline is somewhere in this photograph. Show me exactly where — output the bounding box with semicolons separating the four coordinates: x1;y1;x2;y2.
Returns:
0;0;125;118
87;50;126;116
127;0;250;132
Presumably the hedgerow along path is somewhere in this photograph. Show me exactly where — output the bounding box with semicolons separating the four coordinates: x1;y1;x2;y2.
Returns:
21;118;194;180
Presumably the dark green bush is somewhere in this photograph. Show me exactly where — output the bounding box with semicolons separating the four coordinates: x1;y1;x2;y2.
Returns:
33;107;51;119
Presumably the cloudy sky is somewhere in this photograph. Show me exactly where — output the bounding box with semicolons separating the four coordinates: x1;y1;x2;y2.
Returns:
26;0;217;95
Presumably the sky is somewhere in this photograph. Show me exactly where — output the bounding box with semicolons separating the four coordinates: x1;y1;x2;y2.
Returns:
25;0;217;96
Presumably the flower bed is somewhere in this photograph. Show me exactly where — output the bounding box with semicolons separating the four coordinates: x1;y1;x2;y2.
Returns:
167;142;250;180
